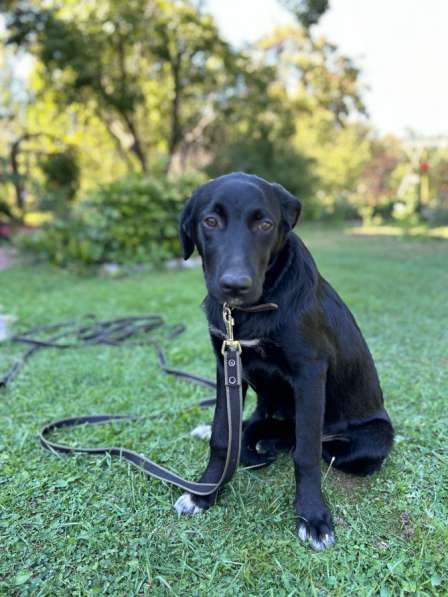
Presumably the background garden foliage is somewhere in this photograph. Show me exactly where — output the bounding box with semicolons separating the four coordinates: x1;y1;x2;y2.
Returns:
1;0;447;264
18;171;205;265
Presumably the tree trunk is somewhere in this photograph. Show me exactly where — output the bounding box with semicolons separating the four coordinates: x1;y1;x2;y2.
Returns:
121;112;148;173
166;53;182;173
10;138;26;212
98;110;135;172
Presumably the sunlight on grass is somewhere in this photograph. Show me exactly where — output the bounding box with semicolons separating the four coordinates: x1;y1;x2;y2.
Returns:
345;223;448;239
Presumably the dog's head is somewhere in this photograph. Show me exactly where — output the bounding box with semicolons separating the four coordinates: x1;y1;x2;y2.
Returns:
180;172;301;306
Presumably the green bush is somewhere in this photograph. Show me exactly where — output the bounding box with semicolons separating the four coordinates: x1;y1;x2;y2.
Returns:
17;171;206;267
37;148;81;217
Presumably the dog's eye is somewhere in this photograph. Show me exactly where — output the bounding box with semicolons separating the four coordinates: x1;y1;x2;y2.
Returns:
203;216;218;229
257;220;273;232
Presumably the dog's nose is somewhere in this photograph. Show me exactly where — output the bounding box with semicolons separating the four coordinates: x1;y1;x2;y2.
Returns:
220;272;253;294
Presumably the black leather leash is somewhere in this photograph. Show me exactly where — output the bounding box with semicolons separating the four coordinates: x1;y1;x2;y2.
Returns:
1;315;215;392
36;303;278;496
4;302;346;497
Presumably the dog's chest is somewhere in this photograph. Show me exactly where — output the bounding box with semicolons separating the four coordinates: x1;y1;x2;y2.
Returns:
210;312;294;387
241;340;293;393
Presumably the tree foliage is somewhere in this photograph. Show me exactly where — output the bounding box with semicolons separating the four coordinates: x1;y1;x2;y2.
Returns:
279;0;329;28
4;0;240;174
39;147;80;215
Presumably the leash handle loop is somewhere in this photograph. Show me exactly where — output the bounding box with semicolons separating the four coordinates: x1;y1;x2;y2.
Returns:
40;345;243;496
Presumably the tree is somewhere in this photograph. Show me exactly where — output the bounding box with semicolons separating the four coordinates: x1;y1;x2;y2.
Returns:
0;40;85;219
5;1;153;172
1;0;372;224
357;136;404;207
0;40;36;219
279;0;329;28
3;0;239;174
206;24;367;211
239;25;369;216
257;26;366;125
150;3;235;171
205;55;317;200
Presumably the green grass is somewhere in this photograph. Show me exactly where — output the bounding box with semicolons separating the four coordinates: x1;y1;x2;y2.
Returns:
1;226;447;596
347;223;448;240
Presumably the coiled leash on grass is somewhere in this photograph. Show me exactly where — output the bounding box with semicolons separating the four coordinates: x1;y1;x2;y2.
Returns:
1;309;249;496
0;315;215;394
2;306;345;498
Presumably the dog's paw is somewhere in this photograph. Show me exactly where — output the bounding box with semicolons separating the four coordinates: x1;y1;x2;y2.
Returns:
190;424;212;440
174;493;204;516
297;515;335;551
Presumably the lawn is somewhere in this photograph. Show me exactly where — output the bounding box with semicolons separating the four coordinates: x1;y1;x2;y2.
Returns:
1;226;447;596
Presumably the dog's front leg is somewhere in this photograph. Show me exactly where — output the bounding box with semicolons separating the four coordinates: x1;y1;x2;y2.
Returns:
294;361;335;550
175;363;244;515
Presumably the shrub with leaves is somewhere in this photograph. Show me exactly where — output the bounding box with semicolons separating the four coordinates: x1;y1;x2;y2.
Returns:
38;148;80;216
17;171;206;267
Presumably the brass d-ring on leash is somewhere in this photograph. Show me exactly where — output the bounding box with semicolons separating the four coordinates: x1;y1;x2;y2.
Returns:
39;303;275;497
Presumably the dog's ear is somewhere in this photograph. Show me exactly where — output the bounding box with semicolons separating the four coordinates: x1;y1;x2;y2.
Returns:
179;193;198;260
272;183;302;231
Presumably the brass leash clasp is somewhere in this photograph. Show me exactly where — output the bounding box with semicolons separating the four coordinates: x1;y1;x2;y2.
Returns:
221;303;242;355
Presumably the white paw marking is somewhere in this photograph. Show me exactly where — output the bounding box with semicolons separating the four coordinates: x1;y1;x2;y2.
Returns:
298;524;308;542
174;493;203;516
311;539;326;551
297;523;335;551
190;424;212;440
322;533;335;548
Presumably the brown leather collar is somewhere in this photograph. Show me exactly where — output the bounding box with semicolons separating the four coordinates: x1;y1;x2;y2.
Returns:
233;302;278;313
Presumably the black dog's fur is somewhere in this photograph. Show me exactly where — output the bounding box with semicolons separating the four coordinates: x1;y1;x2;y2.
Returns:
177;172;394;550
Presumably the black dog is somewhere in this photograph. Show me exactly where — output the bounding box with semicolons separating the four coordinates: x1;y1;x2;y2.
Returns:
175;172;394;551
